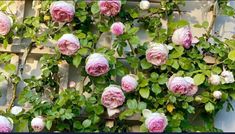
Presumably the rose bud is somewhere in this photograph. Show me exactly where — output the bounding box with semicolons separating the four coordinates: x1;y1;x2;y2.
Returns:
184;77;198;96
121;74;138;93
139;0;150;10
145;112;168;132
31;116;45;132
57;34;80;56
110;22;125;36
195;96;202;102
172;26;197;49
85;53;109;77
101;85;125;109
209;74;221;85
98;0;121;17
146;42;169;66
213;91;222;99
10;106;23;115
0;115;13;132
69;81;76;88
221;70;235;84
50;1;75;22
0;12;12;36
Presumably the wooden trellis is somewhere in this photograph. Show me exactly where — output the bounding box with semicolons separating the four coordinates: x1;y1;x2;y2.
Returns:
0;0;216;131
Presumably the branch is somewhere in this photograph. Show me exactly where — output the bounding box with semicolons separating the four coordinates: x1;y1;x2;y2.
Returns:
206;0;218;39
7;81;17;111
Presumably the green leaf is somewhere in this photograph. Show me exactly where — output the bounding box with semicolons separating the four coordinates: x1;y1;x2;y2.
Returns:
151;84;161;95
73;121;82;129
82;119;91;128
193;74;205;85
158;74;168;85
3;39;8;49
140;59;152;69
205;102;214;113
139;87;150;98
91;2;99;14
46;120;53;130
119;109;134;120
78;48;89;56
4;64;16;74
73;54;82;68
228;50;235;61
202;21;209;28
127;99;138;110
138;102;147;110
128;27;139;34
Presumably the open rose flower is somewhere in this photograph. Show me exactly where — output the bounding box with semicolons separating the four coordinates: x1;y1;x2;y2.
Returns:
0;115;13;132
121;74;138;92
146;43;169;66
85;53;109;77
31;116;45;132
110;22;125;36
98;0;121;17
145;112;168;132
101;85;125;109
57;34;80;56
184;77;198;96
0;12;12;35
167;76;198;96
50;1;75;22
172;26;198;49
139;0;150;10
221;70;235;84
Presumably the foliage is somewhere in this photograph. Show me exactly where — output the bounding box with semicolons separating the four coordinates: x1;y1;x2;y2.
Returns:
0;0;235;132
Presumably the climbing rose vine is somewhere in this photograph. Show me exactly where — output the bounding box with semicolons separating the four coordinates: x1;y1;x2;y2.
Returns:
0;0;235;133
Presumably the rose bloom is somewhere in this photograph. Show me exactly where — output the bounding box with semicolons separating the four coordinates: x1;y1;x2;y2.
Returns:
50;1;75;22
31;116;45;132
167;76;198;96
121;74;138;92
101;85;125;109
184;77;198;96
221;70;235;84
98;0;121;17
209;74;221;85
146;43;169;66
110;22;125;36
0;12;12;35
145;112;168;132
57;34;80;56
213;90;222;99
139;0;150;10
0;115;13;132
172;26;194;49
10;106;23;115
167;76;188;95
85;53;109;77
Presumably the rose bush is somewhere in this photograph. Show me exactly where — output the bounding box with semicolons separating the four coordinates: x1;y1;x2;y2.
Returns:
0;0;235;133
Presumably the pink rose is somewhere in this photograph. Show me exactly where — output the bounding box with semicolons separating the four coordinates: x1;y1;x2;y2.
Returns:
31;116;45;132
101;85;125;109
50;1;75;22
57;34;80;56
145;112;168;132
85;53;109;77
172;26;194;49
0;115;13;132
167;76;198;96
184;77;198;96
0;12;12;36
110;22;125;36
146;43;169;66
99;0;121;17
121;74;138;92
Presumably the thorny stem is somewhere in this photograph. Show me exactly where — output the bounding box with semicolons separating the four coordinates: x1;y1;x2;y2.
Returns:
7;82;17;111
206;0;217;40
